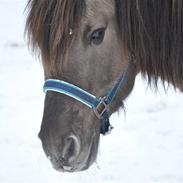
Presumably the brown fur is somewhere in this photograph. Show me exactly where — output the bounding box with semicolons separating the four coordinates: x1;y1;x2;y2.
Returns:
116;0;183;90
26;0;86;75
26;0;183;90
25;0;183;172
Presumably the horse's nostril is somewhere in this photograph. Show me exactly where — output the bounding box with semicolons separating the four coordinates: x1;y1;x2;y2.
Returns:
62;135;80;163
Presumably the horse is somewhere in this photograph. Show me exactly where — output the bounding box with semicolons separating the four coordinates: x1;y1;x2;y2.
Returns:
25;0;183;172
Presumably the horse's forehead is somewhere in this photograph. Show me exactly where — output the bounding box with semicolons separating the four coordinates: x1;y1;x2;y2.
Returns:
85;0;115;19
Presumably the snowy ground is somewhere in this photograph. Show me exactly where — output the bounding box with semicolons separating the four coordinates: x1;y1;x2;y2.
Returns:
1;1;183;183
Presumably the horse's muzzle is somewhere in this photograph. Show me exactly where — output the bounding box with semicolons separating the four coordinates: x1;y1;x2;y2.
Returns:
38;130;96;172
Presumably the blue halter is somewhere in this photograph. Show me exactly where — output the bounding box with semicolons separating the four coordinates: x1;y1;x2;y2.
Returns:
43;62;130;135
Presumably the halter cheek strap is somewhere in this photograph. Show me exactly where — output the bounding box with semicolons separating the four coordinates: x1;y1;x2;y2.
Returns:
43;61;131;135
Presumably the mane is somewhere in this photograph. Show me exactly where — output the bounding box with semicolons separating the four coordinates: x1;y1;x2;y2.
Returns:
25;0;86;75
116;0;183;88
26;0;183;88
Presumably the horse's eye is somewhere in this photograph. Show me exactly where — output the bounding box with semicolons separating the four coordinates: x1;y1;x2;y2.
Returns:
90;28;105;45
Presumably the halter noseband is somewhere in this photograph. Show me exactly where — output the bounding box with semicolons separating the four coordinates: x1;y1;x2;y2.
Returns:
43;56;134;135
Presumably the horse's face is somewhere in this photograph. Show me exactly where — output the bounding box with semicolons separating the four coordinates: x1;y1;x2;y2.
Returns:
39;0;136;172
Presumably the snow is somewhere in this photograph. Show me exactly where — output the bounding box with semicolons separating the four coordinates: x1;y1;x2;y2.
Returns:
0;1;183;183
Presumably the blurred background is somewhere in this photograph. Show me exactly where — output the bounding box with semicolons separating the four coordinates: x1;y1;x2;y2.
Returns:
1;0;183;183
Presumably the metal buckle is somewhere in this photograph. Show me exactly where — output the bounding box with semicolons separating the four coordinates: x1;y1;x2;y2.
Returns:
93;97;108;119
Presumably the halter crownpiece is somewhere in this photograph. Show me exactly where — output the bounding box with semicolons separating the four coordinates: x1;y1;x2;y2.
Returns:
43;55;134;135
